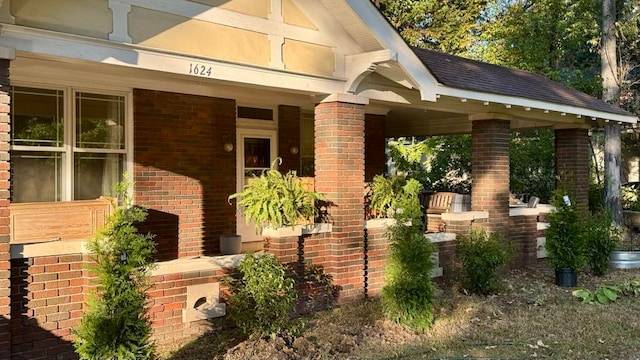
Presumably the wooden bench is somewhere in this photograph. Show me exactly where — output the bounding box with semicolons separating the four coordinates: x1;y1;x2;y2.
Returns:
424;192;470;215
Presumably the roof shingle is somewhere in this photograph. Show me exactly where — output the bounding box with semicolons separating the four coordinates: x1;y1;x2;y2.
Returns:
412;47;633;117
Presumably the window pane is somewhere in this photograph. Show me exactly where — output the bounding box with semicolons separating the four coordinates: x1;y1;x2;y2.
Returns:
74;153;124;200
11;87;64;147
76;93;125;149
244;138;271;169
12;151;63;203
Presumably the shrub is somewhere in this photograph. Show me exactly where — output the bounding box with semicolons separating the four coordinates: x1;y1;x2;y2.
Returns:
73;179;157;360
381;178;436;330
456;228;512;295
583;210;620;276
368;174;406;218
224;253;301;339
545;190;586;270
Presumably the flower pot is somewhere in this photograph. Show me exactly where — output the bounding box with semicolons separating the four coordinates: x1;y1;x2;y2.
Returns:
555;268;577;287
220;234;242;255
610;250;640;269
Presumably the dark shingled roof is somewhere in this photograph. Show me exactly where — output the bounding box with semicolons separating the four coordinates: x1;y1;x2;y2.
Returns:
412;47;633;117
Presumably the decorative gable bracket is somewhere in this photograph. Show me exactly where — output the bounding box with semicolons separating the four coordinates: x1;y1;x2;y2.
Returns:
345;49;398;94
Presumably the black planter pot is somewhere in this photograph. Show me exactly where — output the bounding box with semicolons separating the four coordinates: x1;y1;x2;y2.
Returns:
555;268;577;287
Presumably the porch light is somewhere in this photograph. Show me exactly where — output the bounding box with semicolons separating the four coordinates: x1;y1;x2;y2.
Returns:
544;110;549;114
505;104;511;108
290;146;299;155
524;107;531;111
576;115;582;118
561;112;566;116
483;101;490;106
592;117;597;121
223;143;234;152
460;98;467;103
605;119;610;123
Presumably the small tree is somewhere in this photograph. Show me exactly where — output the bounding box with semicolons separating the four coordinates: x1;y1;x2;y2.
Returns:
381;178;436;330
456;228;512;295
74;179;157;360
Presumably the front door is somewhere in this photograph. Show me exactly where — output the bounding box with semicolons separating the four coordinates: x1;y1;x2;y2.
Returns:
236;129;277;243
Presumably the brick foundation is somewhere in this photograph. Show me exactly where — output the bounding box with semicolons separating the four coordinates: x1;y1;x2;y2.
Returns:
9;255;88;360
555;128;589;209
133;89;237;258
471;119;510;235
0;57;11;359
314;100;365;303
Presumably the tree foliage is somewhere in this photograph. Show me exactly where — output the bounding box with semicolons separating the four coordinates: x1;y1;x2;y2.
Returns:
374;0;488;54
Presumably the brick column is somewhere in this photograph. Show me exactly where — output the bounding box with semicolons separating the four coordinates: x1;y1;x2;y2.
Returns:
0;48;14;358
278;105;301;173
364;114;386;182
555;128;589;209
314;94;367;303
471;118;510;235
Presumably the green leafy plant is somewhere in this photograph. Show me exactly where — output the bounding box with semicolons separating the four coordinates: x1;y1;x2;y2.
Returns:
368;174;406;218
583;210;620;276
619;279;640;297
545;190;586;270
224;253;301;340
381;178;436;331
228;158;325;231
456;228;513;295
73;177;157;360
572;285;621;304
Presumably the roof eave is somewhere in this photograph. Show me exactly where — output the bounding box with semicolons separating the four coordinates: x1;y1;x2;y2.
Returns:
344;0;438;102
438;85;638;124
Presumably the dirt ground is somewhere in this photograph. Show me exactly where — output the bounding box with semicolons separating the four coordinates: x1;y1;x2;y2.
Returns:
160;261;640;360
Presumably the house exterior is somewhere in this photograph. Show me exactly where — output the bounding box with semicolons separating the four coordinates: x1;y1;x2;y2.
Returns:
0;0;636;358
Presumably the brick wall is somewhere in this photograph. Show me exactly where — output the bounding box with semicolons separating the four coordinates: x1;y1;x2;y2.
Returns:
9;255;88;360
364;114;386;182
508;214;538;267
314;101;365;303
133;89;237;258
148;269;231;343
0;58;11;359
471;120;510;235
555;128;589;209
365;225;387;297
278;105;301;174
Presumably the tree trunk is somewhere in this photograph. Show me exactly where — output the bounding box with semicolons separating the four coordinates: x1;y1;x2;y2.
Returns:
602;0;622;224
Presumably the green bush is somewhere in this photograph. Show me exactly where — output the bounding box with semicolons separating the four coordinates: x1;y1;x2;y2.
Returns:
73;179;157;360
583;210;620;276
545;190;586;270
456;228;512;295
381;178;436;331
224;253;301;339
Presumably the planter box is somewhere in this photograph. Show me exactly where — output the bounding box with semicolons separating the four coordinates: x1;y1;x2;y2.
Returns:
610;250;640;269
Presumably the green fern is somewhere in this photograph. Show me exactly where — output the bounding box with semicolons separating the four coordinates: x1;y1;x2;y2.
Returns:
229;159;325;231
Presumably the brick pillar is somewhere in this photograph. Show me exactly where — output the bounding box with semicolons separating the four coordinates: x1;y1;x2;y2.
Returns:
364;114;386;182
314;95;366;303
471;119;510;235
278;105;301;173
555;128;589;209
0;49;13;358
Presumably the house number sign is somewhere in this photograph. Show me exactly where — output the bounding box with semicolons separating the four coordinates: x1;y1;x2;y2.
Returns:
188;63;213;77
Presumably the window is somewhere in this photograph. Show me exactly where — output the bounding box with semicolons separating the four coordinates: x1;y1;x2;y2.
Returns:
10;86;128;203
300;111;314;177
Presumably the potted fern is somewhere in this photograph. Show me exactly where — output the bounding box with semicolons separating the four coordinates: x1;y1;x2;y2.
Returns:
228;159;325;236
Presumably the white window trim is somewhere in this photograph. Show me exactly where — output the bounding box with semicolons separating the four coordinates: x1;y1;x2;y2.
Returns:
236;103;278;131
10;81;133;202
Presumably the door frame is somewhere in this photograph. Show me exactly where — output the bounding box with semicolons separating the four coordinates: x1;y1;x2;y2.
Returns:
235;128;278;242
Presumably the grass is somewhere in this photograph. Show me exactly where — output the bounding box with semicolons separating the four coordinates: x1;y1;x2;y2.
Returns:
160;262;640;360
